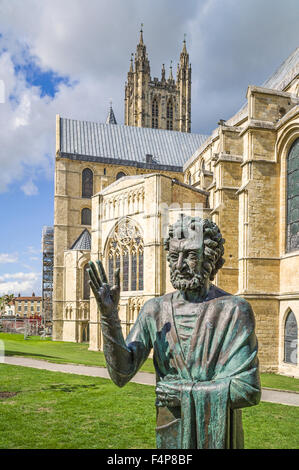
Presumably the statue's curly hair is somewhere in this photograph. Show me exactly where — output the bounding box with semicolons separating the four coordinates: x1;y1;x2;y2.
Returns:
164;216;225;281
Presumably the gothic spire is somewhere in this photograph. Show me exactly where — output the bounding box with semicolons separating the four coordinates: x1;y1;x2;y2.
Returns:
106;102;117;125
139;23;144;45
129;53;134;73
161;63;166;82
169;61;173;81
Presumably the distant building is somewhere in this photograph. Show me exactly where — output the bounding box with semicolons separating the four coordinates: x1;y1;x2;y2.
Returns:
14;293;42;318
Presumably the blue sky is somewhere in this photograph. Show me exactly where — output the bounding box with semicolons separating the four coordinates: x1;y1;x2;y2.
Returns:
0;0;298;296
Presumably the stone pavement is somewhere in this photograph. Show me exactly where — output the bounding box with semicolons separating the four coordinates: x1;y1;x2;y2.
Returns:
3;356;299;407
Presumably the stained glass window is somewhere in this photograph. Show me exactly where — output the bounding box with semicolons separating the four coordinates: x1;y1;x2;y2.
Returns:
108;255;114;285
81;208;91;225
131;251;137;291
83;264;90;300
284;311;298;364
106;219;144;292
286;139;299;252
123;250;129;291
82;168;93;198
115;252;121;280
138;250;143;290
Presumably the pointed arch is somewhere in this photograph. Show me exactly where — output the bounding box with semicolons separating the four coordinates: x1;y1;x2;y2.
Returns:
105;218;144;292
286;138;299;252
116;171;127;180
82;168;93;198
284;310;298;364
81;208;91;225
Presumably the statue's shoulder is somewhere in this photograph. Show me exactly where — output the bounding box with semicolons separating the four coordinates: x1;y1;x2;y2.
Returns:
209;285;254;317
141;295;164;317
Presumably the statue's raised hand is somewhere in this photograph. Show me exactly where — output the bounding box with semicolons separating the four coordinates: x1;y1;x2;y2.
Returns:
87;260;120;318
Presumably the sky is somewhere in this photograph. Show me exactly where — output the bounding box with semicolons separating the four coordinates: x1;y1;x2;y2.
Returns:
0;0;298;296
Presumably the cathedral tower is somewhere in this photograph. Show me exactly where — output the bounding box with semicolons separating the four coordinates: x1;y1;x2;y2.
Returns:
124;27;192;132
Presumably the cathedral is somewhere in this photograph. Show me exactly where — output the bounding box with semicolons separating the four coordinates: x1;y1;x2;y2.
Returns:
53;29;299;377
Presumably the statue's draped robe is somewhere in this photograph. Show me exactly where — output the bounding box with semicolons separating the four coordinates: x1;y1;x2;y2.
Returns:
102;286;261;449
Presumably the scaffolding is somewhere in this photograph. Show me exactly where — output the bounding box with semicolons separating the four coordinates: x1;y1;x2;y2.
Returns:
42;226;54;325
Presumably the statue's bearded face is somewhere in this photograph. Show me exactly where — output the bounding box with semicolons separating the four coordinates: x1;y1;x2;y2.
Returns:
168;239;208;291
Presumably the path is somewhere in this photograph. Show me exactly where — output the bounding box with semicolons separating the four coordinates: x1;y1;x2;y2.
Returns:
3;356;299;407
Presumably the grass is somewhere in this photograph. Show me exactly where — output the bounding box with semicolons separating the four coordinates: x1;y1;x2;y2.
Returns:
0;364;298;449
1;333;299;392
0;332;156;372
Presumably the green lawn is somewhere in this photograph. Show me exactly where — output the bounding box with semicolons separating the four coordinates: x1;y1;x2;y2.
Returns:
0;364;298;449
0;332;155;372
1;333;299;392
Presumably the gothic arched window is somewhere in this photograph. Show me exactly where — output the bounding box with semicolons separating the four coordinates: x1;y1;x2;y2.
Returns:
286;139;299;252
106;219;144;292
83;264;90;300
81;208;91;225
167;99;173;130
152;97;159;129
116;171;126;180
82;168;93;198
284;310;298;364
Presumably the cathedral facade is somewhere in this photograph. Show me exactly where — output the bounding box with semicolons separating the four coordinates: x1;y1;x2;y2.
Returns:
53;32;299;377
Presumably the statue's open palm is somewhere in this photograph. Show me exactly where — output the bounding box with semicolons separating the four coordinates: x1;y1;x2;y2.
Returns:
87;260;120;317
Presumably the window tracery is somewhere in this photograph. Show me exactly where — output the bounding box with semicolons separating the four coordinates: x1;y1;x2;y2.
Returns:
286;139;299;252
106;219;144;291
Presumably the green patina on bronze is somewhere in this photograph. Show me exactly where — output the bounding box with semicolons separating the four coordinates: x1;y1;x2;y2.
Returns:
88;215;261;449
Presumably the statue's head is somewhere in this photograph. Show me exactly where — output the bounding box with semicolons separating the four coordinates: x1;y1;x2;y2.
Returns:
164;214;225;292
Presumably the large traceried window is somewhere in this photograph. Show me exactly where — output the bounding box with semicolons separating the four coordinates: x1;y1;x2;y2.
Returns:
82;168;93;198
284;310;298;365
106;219;144;292
152;97;159;129
286;139;299;252
166;99;173;130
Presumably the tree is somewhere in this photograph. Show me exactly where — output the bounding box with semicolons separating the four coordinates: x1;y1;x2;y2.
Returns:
0;294;15;316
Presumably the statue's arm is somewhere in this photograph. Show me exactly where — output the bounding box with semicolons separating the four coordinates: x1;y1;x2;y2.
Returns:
190;301;261;409
224;301;261;409
88;261;152;387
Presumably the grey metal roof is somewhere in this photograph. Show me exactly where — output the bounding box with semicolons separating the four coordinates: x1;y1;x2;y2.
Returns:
71;229;91;250
106;105;117;125
59;118;208;170
263;46;299;92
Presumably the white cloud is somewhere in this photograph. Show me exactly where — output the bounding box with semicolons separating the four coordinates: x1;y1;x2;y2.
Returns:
0;0;298;193
0;272;39;281
0;253;18;263
21;179;39;195
0;271;41;296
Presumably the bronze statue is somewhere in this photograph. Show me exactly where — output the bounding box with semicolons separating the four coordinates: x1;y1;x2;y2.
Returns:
88;215;261;449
